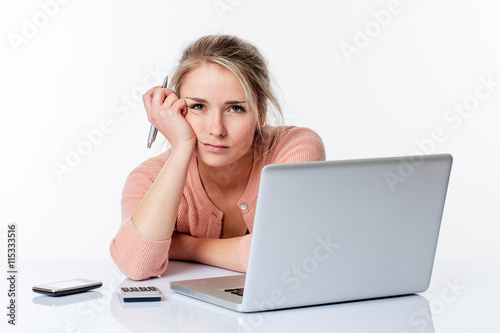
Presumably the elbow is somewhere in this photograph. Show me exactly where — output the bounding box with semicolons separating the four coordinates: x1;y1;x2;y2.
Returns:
109;241;168;281
121;268;160;282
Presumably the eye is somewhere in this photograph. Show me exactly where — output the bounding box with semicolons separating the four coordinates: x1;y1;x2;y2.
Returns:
189;104;205;111
229;105;246;113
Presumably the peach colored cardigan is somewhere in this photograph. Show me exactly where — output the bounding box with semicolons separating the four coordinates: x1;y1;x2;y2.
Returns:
110;126;326;280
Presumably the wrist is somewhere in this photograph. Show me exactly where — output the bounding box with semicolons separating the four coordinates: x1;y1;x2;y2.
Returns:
172;139;196;152
186;236;203;263
169;142;195;159
170;233;199;262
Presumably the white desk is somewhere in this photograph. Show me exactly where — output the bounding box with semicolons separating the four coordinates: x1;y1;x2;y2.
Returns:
6;258;500;332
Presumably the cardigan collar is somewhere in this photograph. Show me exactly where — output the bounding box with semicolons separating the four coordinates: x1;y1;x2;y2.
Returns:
187;145;264;220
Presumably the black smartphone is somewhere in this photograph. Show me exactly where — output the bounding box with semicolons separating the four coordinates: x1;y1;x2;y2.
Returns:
33;279;102;296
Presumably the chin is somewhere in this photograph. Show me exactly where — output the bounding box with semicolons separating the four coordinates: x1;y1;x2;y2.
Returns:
196;151;235;168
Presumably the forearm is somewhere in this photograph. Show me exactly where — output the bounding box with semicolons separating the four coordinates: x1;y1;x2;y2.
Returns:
171;233;245;272
110;218;171;280
131;145;193;241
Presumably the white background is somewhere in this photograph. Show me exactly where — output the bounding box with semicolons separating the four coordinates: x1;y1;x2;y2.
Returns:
1;0;499;261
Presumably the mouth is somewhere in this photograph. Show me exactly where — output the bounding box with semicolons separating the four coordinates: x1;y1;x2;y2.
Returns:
201;142;229;152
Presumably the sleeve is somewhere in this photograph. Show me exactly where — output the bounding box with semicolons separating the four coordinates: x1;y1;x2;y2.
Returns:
270;126;326;164
238;127;326;271
109;152;172;281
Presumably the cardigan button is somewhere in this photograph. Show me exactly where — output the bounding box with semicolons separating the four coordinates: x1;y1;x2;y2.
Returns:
240;203;248;210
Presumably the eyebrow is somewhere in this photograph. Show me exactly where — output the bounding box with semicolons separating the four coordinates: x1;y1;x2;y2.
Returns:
184;97;247;104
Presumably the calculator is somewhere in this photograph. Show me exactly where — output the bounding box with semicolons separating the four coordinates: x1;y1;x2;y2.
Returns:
119;286;163;302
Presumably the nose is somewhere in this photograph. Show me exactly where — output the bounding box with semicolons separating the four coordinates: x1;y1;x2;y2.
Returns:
207;112;226;137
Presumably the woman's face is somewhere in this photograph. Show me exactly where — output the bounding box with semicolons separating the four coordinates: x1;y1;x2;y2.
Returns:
179;63;258;169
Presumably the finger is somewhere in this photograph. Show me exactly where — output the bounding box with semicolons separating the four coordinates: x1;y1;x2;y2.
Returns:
142;85;161;111
143;88;155;114
143;85;159;97
151;87;168;110
143;86;168;104
162;88;177;96
172;98;188;117
163;92;180;111
144;86;174;98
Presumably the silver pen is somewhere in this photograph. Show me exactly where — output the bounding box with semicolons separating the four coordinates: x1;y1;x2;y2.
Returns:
147;75;168;148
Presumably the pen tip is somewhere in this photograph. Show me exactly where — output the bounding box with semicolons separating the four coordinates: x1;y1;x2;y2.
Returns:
147;143;152;149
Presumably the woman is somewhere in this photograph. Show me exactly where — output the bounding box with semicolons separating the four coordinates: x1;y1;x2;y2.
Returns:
110;35;325;280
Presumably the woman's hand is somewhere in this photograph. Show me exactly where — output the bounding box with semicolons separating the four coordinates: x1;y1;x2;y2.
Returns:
169;232;245;272
143;87;196;149
130;89;196;243
169;232;196;261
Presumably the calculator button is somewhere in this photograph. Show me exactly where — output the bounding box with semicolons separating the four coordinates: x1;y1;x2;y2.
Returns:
120;285;162;302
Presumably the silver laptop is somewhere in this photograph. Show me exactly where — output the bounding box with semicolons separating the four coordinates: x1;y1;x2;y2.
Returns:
171;154;453;312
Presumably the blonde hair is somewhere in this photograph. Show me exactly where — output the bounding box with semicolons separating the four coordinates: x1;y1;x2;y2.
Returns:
169;35;284;150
